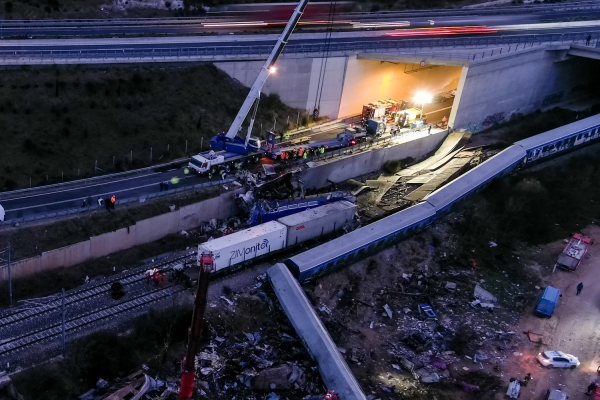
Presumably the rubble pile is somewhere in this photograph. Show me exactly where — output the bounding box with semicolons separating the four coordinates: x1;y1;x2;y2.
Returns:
149;286;325;400
310;240;530;398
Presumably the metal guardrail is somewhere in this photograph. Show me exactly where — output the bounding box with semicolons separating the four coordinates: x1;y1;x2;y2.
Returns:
0;157;189;200
0;178;236;229
1;31;598;62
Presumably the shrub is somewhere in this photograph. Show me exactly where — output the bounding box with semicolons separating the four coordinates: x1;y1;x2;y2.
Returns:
68;332;136;385
383;160;402;174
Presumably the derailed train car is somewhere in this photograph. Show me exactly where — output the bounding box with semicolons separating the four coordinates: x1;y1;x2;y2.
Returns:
280;114;600;282
197;201;356;272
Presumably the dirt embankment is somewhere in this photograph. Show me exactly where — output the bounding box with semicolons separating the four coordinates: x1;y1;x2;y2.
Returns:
0;64;302;191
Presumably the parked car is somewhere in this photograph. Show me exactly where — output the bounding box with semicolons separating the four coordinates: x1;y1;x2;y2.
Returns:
546;388;568;400
535;286;561;318
537;351;580;369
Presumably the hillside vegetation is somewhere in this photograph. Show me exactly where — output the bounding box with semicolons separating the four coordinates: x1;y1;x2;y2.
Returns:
0;64;302;191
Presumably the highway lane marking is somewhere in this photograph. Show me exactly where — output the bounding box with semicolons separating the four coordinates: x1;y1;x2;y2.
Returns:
5;175;200;212
2;171;172;203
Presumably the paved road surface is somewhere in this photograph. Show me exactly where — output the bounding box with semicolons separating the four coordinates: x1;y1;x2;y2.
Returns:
509;225;600;399
1;4;599;37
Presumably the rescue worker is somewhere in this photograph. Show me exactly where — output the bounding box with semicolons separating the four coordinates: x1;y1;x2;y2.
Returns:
97;197;103;207
587;382;598;395
303;151;308;159
220;168;227;180
159;182;164;191
208;172;212;181
320;146;325;154
110;195;116;210
298;147;304;158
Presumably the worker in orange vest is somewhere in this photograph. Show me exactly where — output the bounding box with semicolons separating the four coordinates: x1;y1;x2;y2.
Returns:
110;195;116;210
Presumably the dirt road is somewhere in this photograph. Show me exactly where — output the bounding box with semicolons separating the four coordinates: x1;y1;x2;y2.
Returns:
508;225;600;399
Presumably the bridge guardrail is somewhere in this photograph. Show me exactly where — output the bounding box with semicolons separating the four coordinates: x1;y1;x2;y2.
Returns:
1;31;597;62
0;178;237;229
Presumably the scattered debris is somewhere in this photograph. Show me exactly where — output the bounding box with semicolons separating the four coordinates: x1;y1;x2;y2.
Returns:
445;282;457;292
383;304;393;319
474;285;498;303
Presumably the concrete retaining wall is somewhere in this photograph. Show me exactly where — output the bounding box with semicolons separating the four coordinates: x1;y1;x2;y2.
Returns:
452;47;600;129
0;190;240;281
215;57;348;119
301;132;445;189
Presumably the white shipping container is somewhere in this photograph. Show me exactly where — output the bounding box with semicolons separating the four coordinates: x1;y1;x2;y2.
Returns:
277;200;356;245
198;221;287;271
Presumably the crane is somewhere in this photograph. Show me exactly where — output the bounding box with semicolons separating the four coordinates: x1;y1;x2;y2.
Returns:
209;0;310;154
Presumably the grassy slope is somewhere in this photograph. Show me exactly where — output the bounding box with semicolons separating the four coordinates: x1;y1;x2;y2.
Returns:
0;64;300;190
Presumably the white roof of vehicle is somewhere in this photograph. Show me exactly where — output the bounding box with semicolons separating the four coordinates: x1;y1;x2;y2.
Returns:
288;202;435;272
198;221;285;251
515;113;600;150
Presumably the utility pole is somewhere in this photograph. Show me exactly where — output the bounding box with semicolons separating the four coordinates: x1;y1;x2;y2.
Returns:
185;140;188;154
7;241;11;308
61;288;66;355
179;252;213;400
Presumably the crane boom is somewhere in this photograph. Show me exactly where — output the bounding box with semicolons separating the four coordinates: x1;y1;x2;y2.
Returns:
222;0;309;143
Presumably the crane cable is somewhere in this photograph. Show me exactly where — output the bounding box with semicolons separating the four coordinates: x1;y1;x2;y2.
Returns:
313;0;337;120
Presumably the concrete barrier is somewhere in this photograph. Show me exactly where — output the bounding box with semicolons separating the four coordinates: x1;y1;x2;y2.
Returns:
0;256;42;281
0;190;242;282
91;226;137;259
41;241;91;272
301;132;445;189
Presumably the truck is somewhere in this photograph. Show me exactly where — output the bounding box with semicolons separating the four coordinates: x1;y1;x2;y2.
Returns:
189;0;309;173
189;149;263;174
266;130;360;160
555;233;593;271
535;286;561;318
364;119;386;137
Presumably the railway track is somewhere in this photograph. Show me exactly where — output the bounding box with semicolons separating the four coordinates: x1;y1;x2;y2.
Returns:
0;285;187;357
0;253;194;329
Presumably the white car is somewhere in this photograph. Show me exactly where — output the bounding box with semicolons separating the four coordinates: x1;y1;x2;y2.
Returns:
537;351;580;369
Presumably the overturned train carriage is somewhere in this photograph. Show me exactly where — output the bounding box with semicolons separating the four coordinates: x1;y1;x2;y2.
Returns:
283;113;600;283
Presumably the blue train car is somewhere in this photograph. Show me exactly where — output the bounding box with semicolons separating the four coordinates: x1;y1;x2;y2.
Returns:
515;114;600;165
285;202;436;282
267;263;367;400
423;145;526;214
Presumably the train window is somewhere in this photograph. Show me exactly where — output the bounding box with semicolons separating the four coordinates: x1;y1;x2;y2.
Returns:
368;244;375;252
578;134;582;140
357;248;366;257
327;262;334;269
569;136;575;143
542;146;548;152
557;141;562;147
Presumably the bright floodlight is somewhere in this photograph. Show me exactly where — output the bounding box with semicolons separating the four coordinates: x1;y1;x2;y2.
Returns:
269;67;277;74
414;92;432;104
